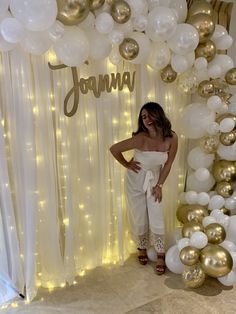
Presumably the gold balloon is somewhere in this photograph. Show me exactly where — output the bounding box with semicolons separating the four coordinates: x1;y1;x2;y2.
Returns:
187;13;215;43
180;246;200;266
182;263;206;288
216;181;234;198
212;160;236;182
225;68;236;85
198;80;215;98
220;130;236;146
182;221;204;238
220;207;231;216
195;40;216;62
205;223;226;244
57;0;90;25
200;244;233;277
89;0;105;11
160;64;177;83
111;0;131;24
177;70;198;94
199;135;219;154
216;113;236;124
176;204;207;224
119;38;139;60
188;0;214;17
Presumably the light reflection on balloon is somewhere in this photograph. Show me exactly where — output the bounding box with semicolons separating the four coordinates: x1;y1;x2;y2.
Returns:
57;0;90;25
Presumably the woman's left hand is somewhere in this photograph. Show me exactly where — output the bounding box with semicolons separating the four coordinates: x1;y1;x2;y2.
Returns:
152;186;162;202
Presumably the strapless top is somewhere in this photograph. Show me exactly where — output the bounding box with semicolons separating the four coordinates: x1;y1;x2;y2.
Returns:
133;149;168;171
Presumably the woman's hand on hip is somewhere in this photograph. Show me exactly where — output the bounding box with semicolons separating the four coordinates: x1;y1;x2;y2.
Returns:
127;159;141;173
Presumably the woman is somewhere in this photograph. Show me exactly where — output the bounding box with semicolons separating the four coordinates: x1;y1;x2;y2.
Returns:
110;102;178;275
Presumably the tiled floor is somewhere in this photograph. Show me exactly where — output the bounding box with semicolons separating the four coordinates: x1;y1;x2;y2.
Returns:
2;254;236;314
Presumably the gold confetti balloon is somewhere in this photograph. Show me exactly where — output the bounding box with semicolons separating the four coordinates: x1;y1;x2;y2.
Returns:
199;135;219;154
200;244;233;277
182;263;206;288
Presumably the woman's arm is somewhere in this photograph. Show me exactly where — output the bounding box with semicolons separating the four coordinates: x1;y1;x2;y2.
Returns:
152;132;178;201
110;135;143;172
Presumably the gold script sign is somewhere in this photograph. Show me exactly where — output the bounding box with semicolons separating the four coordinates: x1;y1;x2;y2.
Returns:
48;62;136;117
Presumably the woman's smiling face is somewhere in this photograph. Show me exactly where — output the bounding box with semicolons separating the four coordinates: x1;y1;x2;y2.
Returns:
141;109;155;130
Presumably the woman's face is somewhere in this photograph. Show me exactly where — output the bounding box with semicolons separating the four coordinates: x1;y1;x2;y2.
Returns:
141;109;155;131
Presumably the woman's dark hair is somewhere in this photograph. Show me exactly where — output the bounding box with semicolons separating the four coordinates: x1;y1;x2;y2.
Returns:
133;102;172;138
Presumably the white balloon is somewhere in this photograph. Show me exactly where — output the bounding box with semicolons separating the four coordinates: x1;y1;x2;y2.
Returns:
171;54;189;73
225;198;236;211
219;118;235;133
216;215;230;230
109;46;121;65
0;0;9;19
146;6;177;41
180;103;215;139
87;30;111;60
21;29;52;55
186;172;215;193
208;196;225;211
194;57;207;71
202;216;216;227
169;0;187;23
79;12;95;30
166;245;185;274
217;270;236;286
185;191;198;204
147;41;171;69
208;64;222;79
48;20;64;42
206;122;220;135
177;237;190;251
133;15;148;32
167;23;199;55
227;216;236;244
0;17;25;43
209;54;234;77
194;167;210;181
190;231;208;249
95;12;114;34
147;246;157;262
108;30;124;45
187;147;214;170
221;241;236;253
0;33;16;51
214;34;233;50
10;0;57;31
54;27;89;67
207;95;222;112
115;20;134;35
197;192;210;206
211;24;228;42
126;0;148;17
217;143;236;161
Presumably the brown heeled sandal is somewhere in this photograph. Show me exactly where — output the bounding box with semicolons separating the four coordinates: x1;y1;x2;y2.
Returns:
155;253;166;275
137;248;148;265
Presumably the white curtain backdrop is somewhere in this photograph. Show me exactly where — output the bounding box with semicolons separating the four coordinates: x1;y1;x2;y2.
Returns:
0;47;190;301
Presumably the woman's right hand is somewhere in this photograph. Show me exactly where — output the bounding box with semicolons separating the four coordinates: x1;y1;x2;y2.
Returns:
126;158;141;173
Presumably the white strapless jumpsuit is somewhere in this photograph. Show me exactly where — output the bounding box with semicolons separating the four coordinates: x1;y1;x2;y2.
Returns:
124;149;168;252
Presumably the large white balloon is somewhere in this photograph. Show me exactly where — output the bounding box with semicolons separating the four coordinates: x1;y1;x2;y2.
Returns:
186;172;215;192
187;147;214;170
0;33;16;51
87;30;111;60
147;41;171;69
54;27;89;67
10;0;57;31
95;12;114;34
0;0;9;19
167;23;199;55
177;238;190;251
21;30;52;55
130;32;151;64
166;245;185;274
194;167;210;181
0;17;25;43
180;103;215;139
169;0;187;23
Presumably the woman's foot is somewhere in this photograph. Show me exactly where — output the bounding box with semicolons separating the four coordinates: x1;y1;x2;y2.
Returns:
155;253;166;275
137;248;148;265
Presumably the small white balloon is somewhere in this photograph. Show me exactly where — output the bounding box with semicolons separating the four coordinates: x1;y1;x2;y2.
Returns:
202;216;216;227
197;192;210;206
206;122;220;135
225;198;236;211
207;95;222;112
0;17;25;43
218;270;236;286
48;20;65;42
194;57;207;70
166;245;185;274
185;190;198;204
177;237;190;251
219;118;235;133
194;167;210;181
210;208;225;219
108;29;124;45
95;12;114;34
190;231;208;249
208;196;225;211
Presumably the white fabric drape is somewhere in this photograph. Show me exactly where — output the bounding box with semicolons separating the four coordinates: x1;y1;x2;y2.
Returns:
0;48;189;301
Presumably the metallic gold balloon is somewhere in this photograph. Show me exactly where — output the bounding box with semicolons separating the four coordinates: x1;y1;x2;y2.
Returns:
89;0;105;11
182;221;204;238
225;68;236;85
187;13;215;43
220;207;231;216
198;80;215;98
111;0;131;24
200;244;233;277
160;64;177;83
216;181;234;198
212;160;236;182
119;38;139;60
180;246;200;266
204;223;226;244
199;135;219;154
220;130;236;146
188;0;214;17
182;263;205;288
57;0;90;25
176;204;207;224
195;40;216;62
